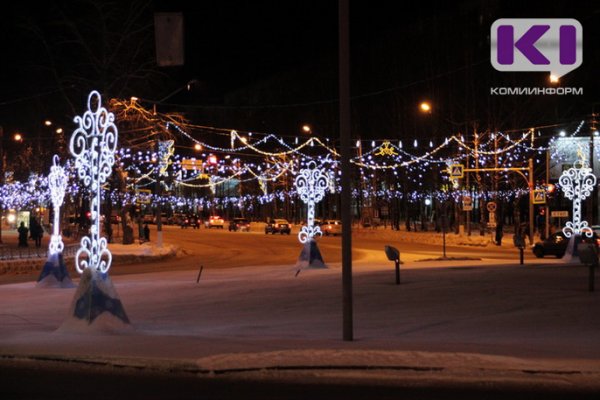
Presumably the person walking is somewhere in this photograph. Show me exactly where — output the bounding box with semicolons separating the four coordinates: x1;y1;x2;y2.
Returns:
17;222;29;247
143;223;150;242
31;219;43;247
495;221;504;246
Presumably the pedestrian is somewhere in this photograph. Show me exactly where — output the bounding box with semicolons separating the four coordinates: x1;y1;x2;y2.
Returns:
17;222;28;247
143;223;150;242
31;219;43;247
495;221;504;246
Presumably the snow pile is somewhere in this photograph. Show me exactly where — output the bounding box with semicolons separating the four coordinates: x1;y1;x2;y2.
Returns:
108;242;179;257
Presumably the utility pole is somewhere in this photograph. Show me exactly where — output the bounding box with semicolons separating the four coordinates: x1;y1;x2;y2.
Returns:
545;149;550;239
529;158;534;245
339;0;353;342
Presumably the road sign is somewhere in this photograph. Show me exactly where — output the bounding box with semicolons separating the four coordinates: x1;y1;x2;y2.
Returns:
533;189;546;204
486;202;497;212
462;195;473;211
450;164;464;179
181;158;202;171
551;210;569;218
136;189;152;204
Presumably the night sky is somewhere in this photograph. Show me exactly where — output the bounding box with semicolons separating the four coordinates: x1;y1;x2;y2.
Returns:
1;1;599;141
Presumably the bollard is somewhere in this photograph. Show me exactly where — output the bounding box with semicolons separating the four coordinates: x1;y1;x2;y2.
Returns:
519;247;524;265
196;265;204;283
513;234;525;265
577;244;597;292
384;245;401;285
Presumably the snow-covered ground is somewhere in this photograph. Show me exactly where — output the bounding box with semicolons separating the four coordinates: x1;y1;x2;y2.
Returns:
0;255;599;390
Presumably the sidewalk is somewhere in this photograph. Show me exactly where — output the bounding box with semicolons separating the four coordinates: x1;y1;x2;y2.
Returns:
1;258;599;393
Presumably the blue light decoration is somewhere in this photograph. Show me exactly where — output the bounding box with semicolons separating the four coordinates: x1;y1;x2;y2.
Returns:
37;155;74;288
61;90;130;331
295;160;329;270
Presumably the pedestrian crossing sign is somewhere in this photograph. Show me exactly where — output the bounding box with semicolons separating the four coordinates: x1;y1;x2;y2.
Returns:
533;189;546;204
450;164;464;178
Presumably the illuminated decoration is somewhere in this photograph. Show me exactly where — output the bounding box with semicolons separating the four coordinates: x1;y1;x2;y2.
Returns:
259;176;268;195
37;155;73;288
294;160;329;271
295;161;329;244
70;90;118;274
559;148;596;238
48;155;68;254
375;141;398;156
157;140;174;176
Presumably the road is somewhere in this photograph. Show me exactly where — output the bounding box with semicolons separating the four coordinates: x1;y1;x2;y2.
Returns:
156;224;522;269
0;223;537;285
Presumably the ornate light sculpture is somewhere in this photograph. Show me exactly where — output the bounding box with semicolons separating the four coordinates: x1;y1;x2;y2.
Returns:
48;155;68;255
559;149;597;238
295;161;329;244
70;90;118;273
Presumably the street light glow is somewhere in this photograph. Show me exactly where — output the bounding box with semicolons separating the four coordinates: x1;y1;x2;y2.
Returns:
302;124;311;133
194;143;202;151
549;74;560;84
44;120;52;126
55;128;63;134
420;102;431;113
13;133;23;142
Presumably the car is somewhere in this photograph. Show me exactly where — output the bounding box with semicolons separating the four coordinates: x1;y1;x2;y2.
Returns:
265;219;291;235
207;215;224;229
532;231;598;258
229;217;250;232
321;220;342;236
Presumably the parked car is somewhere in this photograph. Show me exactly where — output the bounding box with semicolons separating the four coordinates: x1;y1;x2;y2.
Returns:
321;220;342;236
229;218;250;232
532;231;598;258
265;219;291;235
207;215;224;229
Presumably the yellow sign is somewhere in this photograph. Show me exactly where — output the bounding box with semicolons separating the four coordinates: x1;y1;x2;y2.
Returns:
181;158;203;171
533;189;546;204
450;164;464;178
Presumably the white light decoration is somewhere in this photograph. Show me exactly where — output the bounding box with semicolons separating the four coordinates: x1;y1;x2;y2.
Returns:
70;90;118;273
48;155;68;255
158;140;174;176
295;161;329;243
559;148;597;238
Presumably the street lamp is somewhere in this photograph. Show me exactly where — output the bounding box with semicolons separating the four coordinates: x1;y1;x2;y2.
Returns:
302;124;312;134
13;133;23;142
419;102;432;113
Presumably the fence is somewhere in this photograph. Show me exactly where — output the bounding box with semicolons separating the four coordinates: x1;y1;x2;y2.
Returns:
0;244;79;261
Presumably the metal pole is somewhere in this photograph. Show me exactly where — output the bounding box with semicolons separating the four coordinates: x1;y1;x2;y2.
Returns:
545;149;550;239
339;0;353;341
529;158;534;245
155;141;163;247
